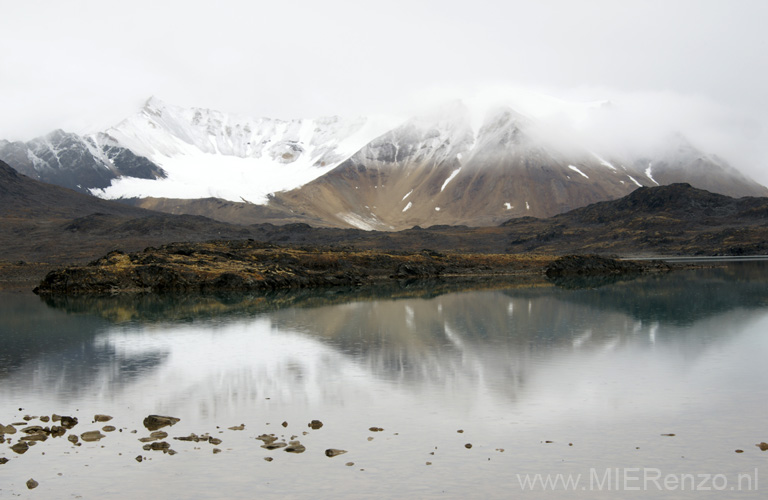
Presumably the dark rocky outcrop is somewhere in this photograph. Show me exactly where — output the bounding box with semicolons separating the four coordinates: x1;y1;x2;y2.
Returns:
545;255;671;279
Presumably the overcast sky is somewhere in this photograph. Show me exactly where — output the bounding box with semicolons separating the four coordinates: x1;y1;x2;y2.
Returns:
2;0;767;183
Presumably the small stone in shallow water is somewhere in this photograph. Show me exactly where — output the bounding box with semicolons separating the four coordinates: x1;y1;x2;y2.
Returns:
21;433;48;442
228;424;245;431
281;421;288;428
209;438;222;446
0;457;8;464
26;478;38;489
285;442;306;453
52;414;61;422
135;455;143;463
426;462;432;465
50;426;66;438
736;449;744;453
80;431;105;442
256;434;278;445
0;424;16;434
465;443;472;449
264;457;273;462
309;420;323;430
143;415;180;432
368;427;384;432
102;426;116;432
345;462;354;466
139;431;169;443
40;416;50;423
367;437;373;441
757;442;768;451
68;435;79;445
212;448;221;454
661;434;675;437
457;430;464;433
261;442;286;450
325;449;347;457
11;442;29;454
60;416;78;430
94;415;113;423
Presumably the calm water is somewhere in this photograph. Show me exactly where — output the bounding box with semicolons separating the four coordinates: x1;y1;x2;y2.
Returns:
2;264;768;498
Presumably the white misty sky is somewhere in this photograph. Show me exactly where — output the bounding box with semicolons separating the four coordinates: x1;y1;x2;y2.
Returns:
1;0;767;183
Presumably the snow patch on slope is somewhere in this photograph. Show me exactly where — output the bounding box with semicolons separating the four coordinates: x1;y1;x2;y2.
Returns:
441;168;462;192
645;163;659;185
568;165;589;179
591;152;617;171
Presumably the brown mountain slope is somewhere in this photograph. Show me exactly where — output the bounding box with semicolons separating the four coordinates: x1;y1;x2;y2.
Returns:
270;106;650;230
0;160;252;264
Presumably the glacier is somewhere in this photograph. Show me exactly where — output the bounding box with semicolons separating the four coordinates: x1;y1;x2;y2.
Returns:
93;97;398;204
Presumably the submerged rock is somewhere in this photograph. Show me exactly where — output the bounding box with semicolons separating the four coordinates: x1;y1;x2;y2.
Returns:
256;434;278;445
0;424;16;434
94;415;113;423
325;448;347;457
26;478;38;490
80;431;106;442
68;435;79;445
0;457;8;465
139;431;169;443
60;416;78;430
285;441;305;453
10;442;29;454
309;420;323;430
228;424;245;431
143;415;180;431
261;442;286;450
757;442;768;451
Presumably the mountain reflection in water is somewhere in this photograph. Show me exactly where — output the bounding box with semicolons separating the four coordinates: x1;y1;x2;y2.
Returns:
1;264;767;410
2;264;768;498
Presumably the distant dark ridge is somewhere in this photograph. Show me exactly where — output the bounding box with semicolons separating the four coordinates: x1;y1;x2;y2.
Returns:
501;183;767;226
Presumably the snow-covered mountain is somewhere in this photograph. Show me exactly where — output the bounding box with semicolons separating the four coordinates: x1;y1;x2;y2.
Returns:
92;97;396;204
0;129;164;193
1;96;766;230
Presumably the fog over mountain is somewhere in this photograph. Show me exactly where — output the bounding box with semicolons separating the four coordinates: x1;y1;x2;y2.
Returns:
1;1;767;186
2;95;766;230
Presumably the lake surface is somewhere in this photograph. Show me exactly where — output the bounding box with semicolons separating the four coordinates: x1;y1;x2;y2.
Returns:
2;263;768;498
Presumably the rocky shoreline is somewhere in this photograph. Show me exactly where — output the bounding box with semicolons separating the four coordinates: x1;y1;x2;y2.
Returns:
30;239;676;295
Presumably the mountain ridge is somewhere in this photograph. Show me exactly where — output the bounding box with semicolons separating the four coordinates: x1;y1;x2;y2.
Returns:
2;97;767;231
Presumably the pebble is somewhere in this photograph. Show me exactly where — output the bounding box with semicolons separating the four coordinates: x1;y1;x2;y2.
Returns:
309;420;323;430
26;478;38;489
94;415;113;423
